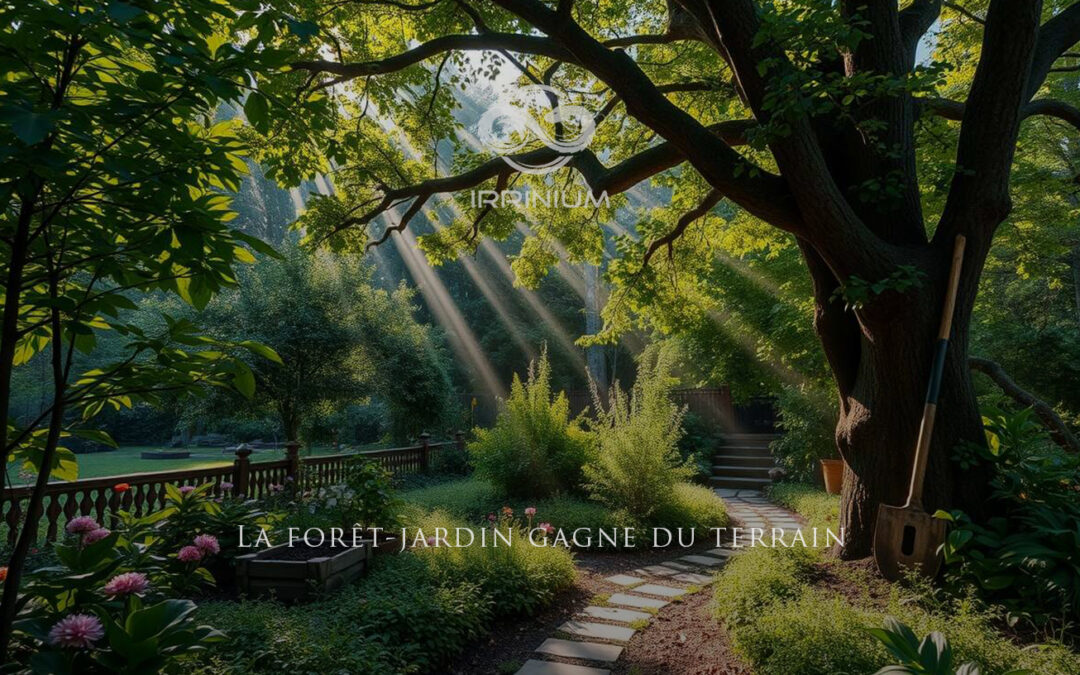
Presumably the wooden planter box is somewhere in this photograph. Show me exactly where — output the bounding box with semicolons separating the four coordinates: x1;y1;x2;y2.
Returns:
235;543;371;602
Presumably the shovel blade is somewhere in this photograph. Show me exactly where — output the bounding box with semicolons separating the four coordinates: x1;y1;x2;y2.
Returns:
873;504;946;581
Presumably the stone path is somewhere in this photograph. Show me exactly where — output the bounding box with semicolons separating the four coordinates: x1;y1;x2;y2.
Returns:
514;488;807;674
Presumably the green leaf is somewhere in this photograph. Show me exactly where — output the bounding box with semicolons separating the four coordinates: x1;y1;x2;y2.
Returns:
232;363;256;398
11;110;54;145
243;92;270;134
240;340;282;364
136;71;165;92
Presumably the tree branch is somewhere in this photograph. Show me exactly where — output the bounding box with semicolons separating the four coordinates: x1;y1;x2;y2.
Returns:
899;1;942;66
935;0;1043;246
1028;3;1080;100
642;188;722;267
969;356;1080;453
290;33;577;81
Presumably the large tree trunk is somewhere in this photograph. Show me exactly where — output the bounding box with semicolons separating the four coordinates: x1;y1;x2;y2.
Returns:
804;243;994;559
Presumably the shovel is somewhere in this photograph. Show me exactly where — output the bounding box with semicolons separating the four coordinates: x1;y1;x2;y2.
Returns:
874;234;966;581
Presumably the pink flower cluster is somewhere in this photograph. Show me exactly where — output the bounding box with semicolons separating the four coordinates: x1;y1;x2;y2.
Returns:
48;613;104;649
177;533;220;563
179;485;195;495
103;572;149;598
65;517;110;546
194;534;220;555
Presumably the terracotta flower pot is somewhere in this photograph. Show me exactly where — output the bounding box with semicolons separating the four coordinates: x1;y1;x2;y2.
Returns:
820;459;844;495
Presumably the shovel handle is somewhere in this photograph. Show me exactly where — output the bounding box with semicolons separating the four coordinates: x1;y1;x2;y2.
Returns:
907;234;966;508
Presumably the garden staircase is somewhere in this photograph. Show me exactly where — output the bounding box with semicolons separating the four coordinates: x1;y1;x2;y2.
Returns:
710;433;779;490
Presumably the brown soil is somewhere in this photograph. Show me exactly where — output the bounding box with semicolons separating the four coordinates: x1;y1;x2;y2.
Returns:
447;542;752;674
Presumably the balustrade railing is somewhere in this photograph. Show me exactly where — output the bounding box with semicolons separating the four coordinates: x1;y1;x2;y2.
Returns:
2;431;464;544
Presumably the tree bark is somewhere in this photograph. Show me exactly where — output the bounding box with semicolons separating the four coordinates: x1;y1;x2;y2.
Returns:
811;249;993;559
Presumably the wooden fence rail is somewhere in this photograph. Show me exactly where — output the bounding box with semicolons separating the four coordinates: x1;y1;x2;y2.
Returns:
2;432;464;545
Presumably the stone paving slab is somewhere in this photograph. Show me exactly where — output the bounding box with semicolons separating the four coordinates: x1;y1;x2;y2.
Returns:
559;620;636;643
680;554;725;566
535;638;623;663
657;560;694;571
637;565;678;576
671;572;713;585
607;592;668;609
517;658;611;675
581;605;652;623
632;583;686;598
603;574;644;587
705;548;734;557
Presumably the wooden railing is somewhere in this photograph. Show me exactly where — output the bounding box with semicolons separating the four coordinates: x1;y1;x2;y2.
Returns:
2;432;464;544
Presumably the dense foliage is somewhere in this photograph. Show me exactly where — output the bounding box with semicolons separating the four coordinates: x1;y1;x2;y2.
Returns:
584;354;695;524
940;408;1080;630
469;352;592;499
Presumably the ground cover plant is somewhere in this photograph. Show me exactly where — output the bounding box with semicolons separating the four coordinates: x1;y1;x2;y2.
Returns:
192;507;576;674
714;484;1080;675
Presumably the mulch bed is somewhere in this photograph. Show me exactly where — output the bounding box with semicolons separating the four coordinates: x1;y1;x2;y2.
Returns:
447;542;752;674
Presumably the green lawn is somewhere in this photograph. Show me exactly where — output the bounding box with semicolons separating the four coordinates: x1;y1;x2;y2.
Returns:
7;444;352;484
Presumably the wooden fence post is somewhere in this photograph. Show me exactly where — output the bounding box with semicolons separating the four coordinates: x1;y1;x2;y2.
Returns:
234;444;252;497
419;432;431;473
285;441;301;484
455;430;465;453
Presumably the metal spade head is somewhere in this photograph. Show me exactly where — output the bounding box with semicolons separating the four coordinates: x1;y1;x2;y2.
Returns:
873;503;946;581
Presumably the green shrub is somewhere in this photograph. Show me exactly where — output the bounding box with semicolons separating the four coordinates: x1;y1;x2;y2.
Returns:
400;478;618;535
584;354;693;524
651;482;730;530
712;545;814;625
941;407;1080;629
712;544;1080;675
764;482;840;537
194;555;489;674
469;352;592;498
401;477;501;518
412;509;577;617
770;383;839;482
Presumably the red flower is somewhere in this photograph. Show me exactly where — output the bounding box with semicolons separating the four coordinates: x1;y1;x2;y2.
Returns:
113;483;130;493
0;567;7;582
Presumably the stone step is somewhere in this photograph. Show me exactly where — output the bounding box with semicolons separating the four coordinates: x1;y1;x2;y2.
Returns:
518;659;611;675
710;476;772;489
722;433;780;442
711;465;773;479
607;593;668;609
632;583;686;598
718;444;774;454
712;454;776;467
603;574;644;587
558;620;636;643
580;605;652;623
535;638;623;664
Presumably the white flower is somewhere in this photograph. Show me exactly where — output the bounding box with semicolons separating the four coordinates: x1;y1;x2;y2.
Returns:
327;498;338;508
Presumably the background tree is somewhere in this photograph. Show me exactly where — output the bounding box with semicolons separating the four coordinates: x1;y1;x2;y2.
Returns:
263;0;1080;557
201;242;455;443
0;0;330;659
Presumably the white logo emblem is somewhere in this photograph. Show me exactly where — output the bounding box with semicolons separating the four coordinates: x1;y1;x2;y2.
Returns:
476;84;596;175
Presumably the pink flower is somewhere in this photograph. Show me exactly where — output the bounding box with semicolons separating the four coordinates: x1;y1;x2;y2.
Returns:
82;528;111;545
65;516;99;535
179;485;195;495
177;545;203;563
538;522;555;534
103;572;148;598
525;507;537;517
48;614;104;649
269;484;283;493
193;534;220;555
219;481;234;491
486;513;496;523
426;536;437;547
